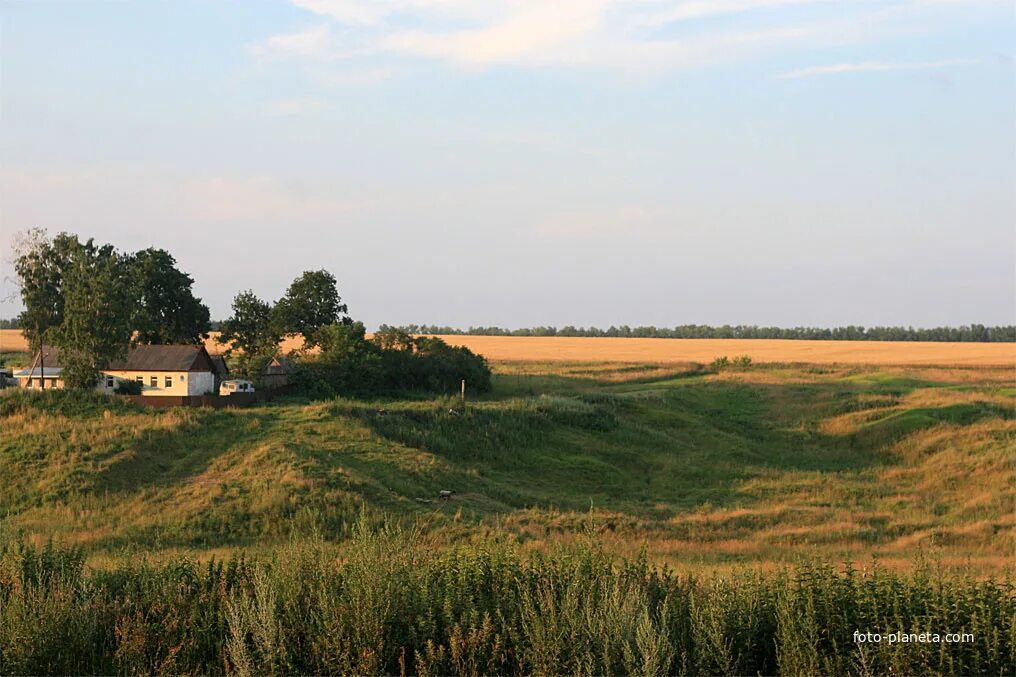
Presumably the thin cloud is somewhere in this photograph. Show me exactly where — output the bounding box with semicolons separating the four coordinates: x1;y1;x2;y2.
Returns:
263;0;1004;74
264;25;333;58
779;58;979;79
289;0;502;27
633;0;832;27
382;1;609;67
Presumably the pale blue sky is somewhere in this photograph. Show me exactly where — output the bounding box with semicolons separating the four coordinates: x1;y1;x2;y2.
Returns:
1;0;1013;328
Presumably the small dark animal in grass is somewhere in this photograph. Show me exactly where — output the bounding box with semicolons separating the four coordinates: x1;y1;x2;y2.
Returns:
376;408;388;417
438;490;454;501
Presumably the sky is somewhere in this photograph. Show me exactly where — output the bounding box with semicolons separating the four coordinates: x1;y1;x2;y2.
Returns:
1;0;1013;330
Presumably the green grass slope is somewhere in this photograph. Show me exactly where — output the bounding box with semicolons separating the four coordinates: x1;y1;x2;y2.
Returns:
0;362;1012;572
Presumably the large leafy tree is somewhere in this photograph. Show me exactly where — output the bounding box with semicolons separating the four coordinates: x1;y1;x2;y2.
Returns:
12;229;76;352
131;248;211;344
273;270;349;347
217;290;280;357
52;243;135;387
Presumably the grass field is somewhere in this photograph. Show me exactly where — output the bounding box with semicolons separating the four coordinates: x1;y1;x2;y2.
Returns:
1;359;1012;575
3;328;1015;366
2;356;1013;674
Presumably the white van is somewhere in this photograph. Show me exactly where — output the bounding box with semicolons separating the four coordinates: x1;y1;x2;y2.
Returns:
219;379;255;396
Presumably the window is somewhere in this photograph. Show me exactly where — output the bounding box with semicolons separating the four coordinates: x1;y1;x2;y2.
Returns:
106;377;114;388
135;376;143;384
150;376;158;388
165;376;173;388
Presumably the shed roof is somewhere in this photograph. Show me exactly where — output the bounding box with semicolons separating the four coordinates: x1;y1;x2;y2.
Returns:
262;356;295;375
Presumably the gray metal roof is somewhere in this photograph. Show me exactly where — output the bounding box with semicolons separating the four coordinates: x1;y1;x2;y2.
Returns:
27;344;213;373
109;345;210;371
13;367;63;378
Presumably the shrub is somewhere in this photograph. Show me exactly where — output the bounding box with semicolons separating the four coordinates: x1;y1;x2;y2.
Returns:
375;334;491;395
731;355;753;370
114;379;142;395
708;356;730;372
292;324;492;399
291;322;385;398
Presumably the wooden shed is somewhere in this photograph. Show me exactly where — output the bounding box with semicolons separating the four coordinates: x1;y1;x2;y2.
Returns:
260;356;294;390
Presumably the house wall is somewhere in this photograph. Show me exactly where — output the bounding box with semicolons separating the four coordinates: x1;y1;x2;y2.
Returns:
15;370;215;397
100;370;214;397
187;371;215;396
18;377;63;389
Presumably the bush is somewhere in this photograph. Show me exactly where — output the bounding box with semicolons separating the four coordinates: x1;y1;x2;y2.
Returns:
373;331;491;395
292;322;385;398
292;324;492;399
292;355;385;399
708;356;730;372
731;355;753;370
114;378;142;395
401;337;492;395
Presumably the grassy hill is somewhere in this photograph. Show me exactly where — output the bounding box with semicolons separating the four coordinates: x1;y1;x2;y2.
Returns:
1;360;1012;574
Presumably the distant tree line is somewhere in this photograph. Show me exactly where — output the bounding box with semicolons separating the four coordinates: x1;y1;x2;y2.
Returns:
388;323;1016;343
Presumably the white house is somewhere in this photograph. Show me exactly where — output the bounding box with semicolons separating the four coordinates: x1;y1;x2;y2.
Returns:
15;344;218;396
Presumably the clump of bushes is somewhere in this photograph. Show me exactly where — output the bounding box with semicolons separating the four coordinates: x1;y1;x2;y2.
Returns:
290;322;386;398
0;528;1012;676
113;378;143;395
291;324;491;399
731;354;752;369
373;328;491;395
709;355;752;372
708;356;730;372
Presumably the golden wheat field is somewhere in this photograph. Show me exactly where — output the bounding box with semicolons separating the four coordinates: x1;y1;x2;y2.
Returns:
2;329;1014;366
0;330;29;352
427;335;1015;366
0;330;306;356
